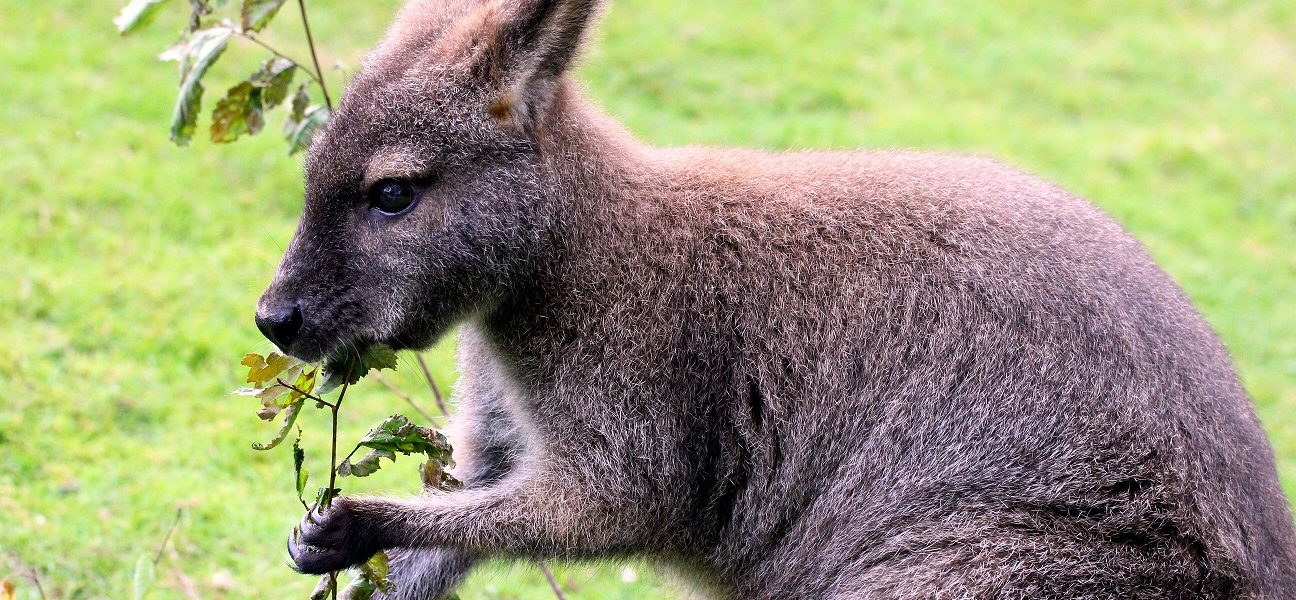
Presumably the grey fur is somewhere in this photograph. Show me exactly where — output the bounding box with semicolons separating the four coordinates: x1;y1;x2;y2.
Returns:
257;0;1296;597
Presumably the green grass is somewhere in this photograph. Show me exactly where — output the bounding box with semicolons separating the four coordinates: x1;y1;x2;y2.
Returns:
1;0;1293;597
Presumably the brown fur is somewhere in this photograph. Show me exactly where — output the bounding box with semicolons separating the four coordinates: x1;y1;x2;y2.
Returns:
256;1;1296;598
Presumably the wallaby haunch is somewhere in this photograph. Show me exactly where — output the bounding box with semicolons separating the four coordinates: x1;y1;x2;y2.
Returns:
254;0;1296;597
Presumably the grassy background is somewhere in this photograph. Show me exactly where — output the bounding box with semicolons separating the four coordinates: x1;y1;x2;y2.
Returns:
1;0;1293;597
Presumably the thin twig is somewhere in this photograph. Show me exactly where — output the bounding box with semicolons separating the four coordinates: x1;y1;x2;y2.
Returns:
153;509;184;567
29;570;47;600
537;561;568;600
373;373;437;423
276;379;336;409
324;374;353;600
296;0;333;110
414;354;451;418
339;440;365;467
3;553;46;600
235;32;326;89
326;381;351;508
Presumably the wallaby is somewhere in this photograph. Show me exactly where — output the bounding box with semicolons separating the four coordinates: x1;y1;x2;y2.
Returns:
254;0;1296;597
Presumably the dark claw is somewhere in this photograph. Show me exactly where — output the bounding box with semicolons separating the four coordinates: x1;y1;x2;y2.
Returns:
286;500;377;574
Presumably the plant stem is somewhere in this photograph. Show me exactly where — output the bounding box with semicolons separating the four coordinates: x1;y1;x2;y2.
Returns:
323;370;353;600
152;508;184;567
296;0;333;110
325;381;350;508
340;441;364;467
236;32;327;90
276;379;336;409
373;373;437;423
414;353;451;418
538;561;568;600
29;568;47;600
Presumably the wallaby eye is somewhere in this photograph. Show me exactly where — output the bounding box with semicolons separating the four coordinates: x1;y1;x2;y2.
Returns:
368;179;417;215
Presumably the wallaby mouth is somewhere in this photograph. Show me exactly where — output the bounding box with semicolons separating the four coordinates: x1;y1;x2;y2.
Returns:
255;295;372;364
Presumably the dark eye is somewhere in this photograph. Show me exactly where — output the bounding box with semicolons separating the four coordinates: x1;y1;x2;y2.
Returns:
368;180;417;215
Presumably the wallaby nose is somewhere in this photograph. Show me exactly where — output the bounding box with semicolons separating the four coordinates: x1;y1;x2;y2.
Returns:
255;301;304;350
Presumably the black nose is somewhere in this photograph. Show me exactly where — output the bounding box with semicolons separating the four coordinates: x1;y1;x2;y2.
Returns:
255;302;304;350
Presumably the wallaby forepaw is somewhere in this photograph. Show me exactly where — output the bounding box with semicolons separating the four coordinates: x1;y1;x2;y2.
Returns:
288;498;379;575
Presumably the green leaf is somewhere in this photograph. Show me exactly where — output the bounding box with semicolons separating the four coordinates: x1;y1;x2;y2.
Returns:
357;414;451;457
285;84;309;123
360;345;399;372
241;351;298;387
284;103;329;155
316;344;399;394
359;552;395;594
132;554;156;600
250;58;296;108
335;414;458;485
241;0;288;32
314;486;342;510
293;434;309;502
115;0;170;35
336;414;458;481
167;26;233;146
251;398;303;451
210;59;297;143
210;81;263;143
337;448;395;478
289;365;318;399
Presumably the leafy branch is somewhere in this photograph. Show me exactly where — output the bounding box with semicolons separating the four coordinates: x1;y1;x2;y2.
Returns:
118;1;570;597
115;0;330;153
240;347;417;599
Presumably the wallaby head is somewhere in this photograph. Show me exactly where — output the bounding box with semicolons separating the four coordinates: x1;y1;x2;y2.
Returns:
255;0;603;361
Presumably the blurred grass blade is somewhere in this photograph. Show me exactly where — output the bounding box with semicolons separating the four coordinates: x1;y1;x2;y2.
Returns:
132;554;156;600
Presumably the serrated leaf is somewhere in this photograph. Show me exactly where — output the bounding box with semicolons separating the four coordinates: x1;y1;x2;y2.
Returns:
210;81;264;143
357;414;450;456
251;398;303;450
285;84;309;124
316;344;399;393
285;104;329;155
337;448;395;478
290;365;318;399
169;26;233;145
115;0;170;35
360;345;399;372
210;58;298;143
241;0;288;32
132;554;156;600
242;351;298;387
250;58;296;107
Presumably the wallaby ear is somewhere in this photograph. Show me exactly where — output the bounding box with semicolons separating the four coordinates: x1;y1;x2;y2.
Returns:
484;0;603;131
